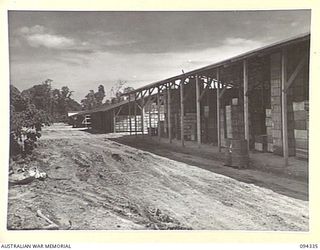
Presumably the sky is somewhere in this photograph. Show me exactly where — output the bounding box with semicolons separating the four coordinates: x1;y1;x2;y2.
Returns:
8;10;311;102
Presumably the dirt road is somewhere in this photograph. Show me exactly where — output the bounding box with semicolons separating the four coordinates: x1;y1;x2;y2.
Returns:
7;124;308;230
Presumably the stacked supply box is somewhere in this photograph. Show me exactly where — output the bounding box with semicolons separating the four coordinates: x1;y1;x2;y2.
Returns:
220;108;226;147
270;52;296;156
183;112;197;141
224;99;248;168
225;98;245;140
265;108;273;152
293;101;309;160
270;53;283;155
254;135;268;152
225;138;249;168
225;105;232;139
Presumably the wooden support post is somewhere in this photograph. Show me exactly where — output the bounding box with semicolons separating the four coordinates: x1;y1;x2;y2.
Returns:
219;85;227;99
243;60;249;151
116;105;123;117
134;96;137;136
141;98;145;135
148;100;152;136
180;80;185;147
216;68;221;152
167;84;172;143
128;95;132;135
285;54;307;93
281;49;289;167
157;91;161;141
195;75;201;147
198;84;210;102
113;109;116;133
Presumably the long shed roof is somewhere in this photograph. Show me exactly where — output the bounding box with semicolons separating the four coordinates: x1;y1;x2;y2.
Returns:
73;32;310;116
123;32;310;95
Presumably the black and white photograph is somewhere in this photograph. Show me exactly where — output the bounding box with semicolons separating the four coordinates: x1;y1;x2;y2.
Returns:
7;10;311;232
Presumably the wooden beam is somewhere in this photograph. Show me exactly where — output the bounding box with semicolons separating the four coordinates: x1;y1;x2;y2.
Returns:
196;75;201;147
145;92;155;107
198;81;211;102
243;60;249;151
281;48;289;166
157;90;161;141
216;68;221;152
183;83;194;103
219;85;227;99
115;105;123;116
128;95;132;135
134;96;137;136
141;98;145;135
148;100;152;136
180;79;185;147
167;84;172;143
142;90;148;98
284;54;307;93
112;109;116;133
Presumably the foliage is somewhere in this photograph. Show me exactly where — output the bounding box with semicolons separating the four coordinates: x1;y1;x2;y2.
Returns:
22;79;81;122
108;80;134;104
10;85;51;158
80;85;105;110
10;81;81;159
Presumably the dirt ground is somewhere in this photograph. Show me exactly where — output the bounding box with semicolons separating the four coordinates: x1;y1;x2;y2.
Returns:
7;124;309;230
112;135;308;201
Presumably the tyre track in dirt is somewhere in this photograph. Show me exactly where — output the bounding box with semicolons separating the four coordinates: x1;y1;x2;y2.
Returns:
7;124;308;230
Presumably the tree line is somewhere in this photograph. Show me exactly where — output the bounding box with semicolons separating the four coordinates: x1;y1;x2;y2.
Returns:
80;80;134;110
10;79;134;159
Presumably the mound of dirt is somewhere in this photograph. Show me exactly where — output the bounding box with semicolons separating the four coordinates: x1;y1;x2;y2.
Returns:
7;124;309;230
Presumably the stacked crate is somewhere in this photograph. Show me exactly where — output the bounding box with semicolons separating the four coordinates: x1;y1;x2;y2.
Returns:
225;138;249;168
223;98;248;168
270;53;284;155
293;101;309;159
225;99;245;140
225;105;232;139
220;108;226;147
265;109;273;152
184;112;197;141
254;135;267;152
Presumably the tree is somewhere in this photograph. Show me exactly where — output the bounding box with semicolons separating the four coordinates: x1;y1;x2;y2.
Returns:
81;90;97;110
22;79;52;113
110;80;126;99
55;86;74;116
107;80;134;103
94;85;105;105
81;85;106;110
10;85;52;158
10;85;28;112
20;80;81;122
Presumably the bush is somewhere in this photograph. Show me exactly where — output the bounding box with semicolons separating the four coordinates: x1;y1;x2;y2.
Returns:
10;103;51;159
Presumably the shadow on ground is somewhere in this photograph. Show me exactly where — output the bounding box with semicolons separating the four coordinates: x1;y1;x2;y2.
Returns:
111;135;308;201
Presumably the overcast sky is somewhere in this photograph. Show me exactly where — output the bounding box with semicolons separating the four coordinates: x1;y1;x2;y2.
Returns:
8;10;311;102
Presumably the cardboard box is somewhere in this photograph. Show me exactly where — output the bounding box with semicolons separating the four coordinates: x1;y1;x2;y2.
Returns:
293;101;309;111
294;129;308;140
265;109;272;118
267;143;274;152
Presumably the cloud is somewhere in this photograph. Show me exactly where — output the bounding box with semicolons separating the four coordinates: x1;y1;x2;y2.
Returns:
19;25;45;34
18;25;77;49
10;34;266;102
26;33;75;48
16;25;136;52
86;30;137;48
224;37;261;47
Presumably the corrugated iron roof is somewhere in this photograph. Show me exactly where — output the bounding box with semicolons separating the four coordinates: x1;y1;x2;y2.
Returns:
123;32;310;95
74;32;310;116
